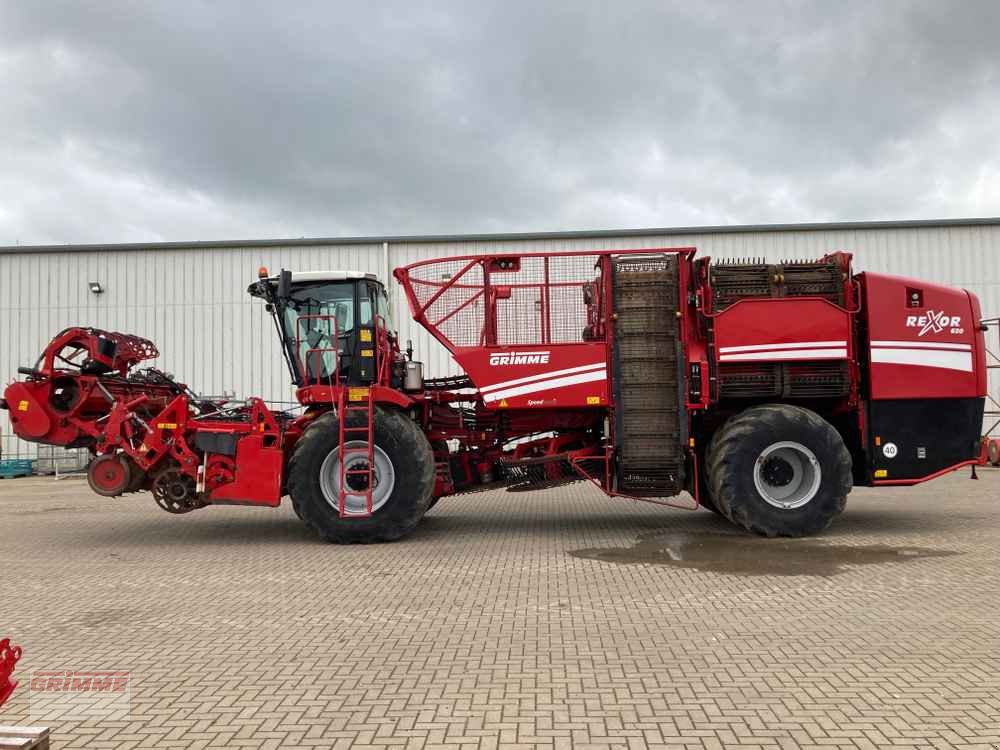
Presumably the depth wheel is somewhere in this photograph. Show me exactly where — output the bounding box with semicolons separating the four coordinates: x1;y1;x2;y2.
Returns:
287;407;435;543
87;455;132;497
705;404;852;537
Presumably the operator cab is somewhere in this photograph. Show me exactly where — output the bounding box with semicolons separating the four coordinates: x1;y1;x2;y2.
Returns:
249;269;394;386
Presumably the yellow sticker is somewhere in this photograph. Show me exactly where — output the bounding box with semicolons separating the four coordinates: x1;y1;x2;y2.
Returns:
874;469;888;478
361;349;374;358
349;387;369;402
157;422;178;430
498;399;509;408
17;400;29;412
360;329;372;342
586;396;600;405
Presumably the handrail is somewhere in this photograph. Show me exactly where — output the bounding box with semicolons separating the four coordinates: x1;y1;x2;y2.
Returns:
295;314;341;387
396;248;655;355
373;314;391;385
396;246;697;276
412;258;479;319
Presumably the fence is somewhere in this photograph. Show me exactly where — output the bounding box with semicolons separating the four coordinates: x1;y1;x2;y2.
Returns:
1;434;88;476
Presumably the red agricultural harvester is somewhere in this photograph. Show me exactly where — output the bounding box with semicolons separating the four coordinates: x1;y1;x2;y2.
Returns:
1;248;990;542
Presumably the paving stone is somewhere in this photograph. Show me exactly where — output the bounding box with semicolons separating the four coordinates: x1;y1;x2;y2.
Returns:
0;471;998;748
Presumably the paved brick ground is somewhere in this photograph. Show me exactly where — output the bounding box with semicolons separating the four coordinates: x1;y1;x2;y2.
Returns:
1;471;998;749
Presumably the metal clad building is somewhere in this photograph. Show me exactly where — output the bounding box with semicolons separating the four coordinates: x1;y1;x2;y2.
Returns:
2;218;998;457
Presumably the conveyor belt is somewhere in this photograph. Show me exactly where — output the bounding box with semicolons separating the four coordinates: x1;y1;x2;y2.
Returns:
611;255;685;496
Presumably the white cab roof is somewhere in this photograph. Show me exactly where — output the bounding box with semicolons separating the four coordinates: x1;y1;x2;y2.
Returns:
267;271;378;283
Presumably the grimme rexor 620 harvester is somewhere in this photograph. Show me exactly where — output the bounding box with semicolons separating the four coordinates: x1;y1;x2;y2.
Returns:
2;248;989;542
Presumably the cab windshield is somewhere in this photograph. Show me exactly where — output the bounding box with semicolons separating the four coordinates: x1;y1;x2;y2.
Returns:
282;281;369;381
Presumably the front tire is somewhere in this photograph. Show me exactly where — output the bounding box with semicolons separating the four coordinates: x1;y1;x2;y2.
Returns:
705;404;852;537
288;407;435;543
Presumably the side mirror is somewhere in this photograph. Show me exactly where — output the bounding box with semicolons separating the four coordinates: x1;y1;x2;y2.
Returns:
276;269;291;299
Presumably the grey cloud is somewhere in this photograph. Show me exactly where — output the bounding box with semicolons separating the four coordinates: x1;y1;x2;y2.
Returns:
0;1;997;245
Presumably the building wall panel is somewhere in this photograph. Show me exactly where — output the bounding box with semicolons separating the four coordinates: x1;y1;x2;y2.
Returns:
2;223;998;458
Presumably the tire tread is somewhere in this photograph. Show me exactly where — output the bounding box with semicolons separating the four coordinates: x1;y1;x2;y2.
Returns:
287;408;434;543
705;404;852;537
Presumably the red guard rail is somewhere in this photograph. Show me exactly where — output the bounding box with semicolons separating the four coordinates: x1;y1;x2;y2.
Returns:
393;247;696;355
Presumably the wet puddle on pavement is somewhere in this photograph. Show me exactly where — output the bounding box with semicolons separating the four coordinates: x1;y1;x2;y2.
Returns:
569;531;956;577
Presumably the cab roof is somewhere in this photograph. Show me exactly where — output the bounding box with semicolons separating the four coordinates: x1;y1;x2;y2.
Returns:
266;270;380;284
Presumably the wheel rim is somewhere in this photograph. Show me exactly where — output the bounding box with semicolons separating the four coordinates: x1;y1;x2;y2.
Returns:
319;441;395;514
89;456;130;495
752;441;821;510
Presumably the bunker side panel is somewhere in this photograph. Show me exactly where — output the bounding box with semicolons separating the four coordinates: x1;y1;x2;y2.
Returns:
419;252;613;410
706;258;855;402
867;398;984;481
711;298;853;363
861;272;983;400
860;272;987;482
709;297;854;403
455;343;610;409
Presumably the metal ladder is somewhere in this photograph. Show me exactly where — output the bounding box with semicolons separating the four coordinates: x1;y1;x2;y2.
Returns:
333;316;393;518
335;316;391;519
295;313;375;517
336;386;375;518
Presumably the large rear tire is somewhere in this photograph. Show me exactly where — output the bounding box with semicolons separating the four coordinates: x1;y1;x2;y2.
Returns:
705;404;852;537
695;464;723;515
288;407;435;543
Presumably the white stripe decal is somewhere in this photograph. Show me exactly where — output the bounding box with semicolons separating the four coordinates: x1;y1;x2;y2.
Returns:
483;369;607;402
720;348;847;362
870;340;971;351
719;340;846;354
479;362;604;393
871;348;973;372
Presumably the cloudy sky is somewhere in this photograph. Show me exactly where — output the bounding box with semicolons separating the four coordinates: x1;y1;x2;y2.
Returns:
1;1;998;245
